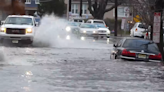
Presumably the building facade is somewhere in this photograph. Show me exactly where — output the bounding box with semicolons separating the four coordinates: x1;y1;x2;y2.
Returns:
64;0;132;21
25;0;40;15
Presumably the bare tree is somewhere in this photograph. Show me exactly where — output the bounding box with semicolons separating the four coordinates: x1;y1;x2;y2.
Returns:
87;0;126;19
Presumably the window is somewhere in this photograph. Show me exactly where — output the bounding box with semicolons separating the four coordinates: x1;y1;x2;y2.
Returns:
71;4;78;14
86;21;91;23
25;0;31;4
82;4;87;14
5;17;33;25
35;0;40;4
138;24;147;29
80;24;96;28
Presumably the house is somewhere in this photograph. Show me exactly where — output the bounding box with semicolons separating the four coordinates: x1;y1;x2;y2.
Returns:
25;0;40;15
64;0;132;21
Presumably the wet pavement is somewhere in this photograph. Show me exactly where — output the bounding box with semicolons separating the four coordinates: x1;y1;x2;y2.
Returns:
0;38;164;92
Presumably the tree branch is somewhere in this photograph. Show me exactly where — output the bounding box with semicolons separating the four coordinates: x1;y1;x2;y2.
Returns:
104;2;121;13
87;0;94;15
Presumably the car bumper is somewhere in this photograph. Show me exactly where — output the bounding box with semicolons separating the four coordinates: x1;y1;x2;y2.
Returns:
0;33;33;40
80;33;110;37
134;32;144;37
120;55;161;62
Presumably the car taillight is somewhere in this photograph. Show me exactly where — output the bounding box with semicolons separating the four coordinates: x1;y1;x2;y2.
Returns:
149;53;162;60
135;28;138;31
122;49;136;57
146;32;148;36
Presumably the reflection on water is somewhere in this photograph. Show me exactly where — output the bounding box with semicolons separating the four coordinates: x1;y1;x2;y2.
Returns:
26;71;33;76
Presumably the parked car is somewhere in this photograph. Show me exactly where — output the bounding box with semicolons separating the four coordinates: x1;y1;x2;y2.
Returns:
69;18;85;23
111;37;162;62
130;22;147;38
86;19;107;27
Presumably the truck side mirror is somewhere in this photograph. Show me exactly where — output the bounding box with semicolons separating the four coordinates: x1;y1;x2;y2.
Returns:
113;44;117;47
35;22;39;26
1;21;5;25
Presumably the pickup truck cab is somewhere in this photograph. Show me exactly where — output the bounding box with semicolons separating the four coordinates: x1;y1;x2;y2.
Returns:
0;15;38;44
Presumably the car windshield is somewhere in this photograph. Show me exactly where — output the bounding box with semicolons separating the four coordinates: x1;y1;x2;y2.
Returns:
138;24;147;29
74;19;83;22
95;24;106;28
123;39;159;53
5;17;33;25
68;22;79;26
80;24;96;28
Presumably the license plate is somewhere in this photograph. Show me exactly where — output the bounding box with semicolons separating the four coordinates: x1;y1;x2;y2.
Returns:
138;54;146;59
12;40;18;43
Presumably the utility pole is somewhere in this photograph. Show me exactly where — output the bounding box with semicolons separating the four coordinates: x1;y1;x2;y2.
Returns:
114;0;118;36
69;0;72;12
68;0;72;20
80;0;82;17
155;0;164;62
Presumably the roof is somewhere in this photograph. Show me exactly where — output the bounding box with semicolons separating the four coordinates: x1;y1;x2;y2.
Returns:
8;15;34;18
124;37;152;42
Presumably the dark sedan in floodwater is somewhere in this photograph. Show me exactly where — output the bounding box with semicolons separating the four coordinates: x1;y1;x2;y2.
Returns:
111;37;162;62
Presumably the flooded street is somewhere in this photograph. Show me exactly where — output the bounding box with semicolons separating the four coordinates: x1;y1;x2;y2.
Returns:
0;39;164;92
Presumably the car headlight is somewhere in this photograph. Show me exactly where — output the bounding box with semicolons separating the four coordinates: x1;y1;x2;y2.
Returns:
107;30;111;34
0;27;6;32
83;30;86;33
26;28;32;33
66;26;71;32
93;31;97;33
81;36;85;41
66;35;70;40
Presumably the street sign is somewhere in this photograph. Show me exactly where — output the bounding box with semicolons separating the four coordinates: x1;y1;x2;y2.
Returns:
154;12;161;22
121;18;126;30
153;12;161;43
133;15;140;22
153;33;160;43
153;23;160;32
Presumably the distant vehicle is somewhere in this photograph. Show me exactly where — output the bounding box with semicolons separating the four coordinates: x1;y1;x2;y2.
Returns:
130;22;147;37
0;15;39;44
35;17;41;25
57;22;81;40
111;37;162;62
94;23;110;38
86;19;107;27
79;23;107;39
69;18;85;23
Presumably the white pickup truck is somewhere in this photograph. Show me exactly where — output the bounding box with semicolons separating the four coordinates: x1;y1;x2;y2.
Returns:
0;15;38;44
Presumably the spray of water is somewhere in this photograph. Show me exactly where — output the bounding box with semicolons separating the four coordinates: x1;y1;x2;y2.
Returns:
33;14;106;49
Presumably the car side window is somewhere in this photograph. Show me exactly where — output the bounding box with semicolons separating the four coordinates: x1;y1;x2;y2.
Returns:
87;21;91;23
116;39;123;47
